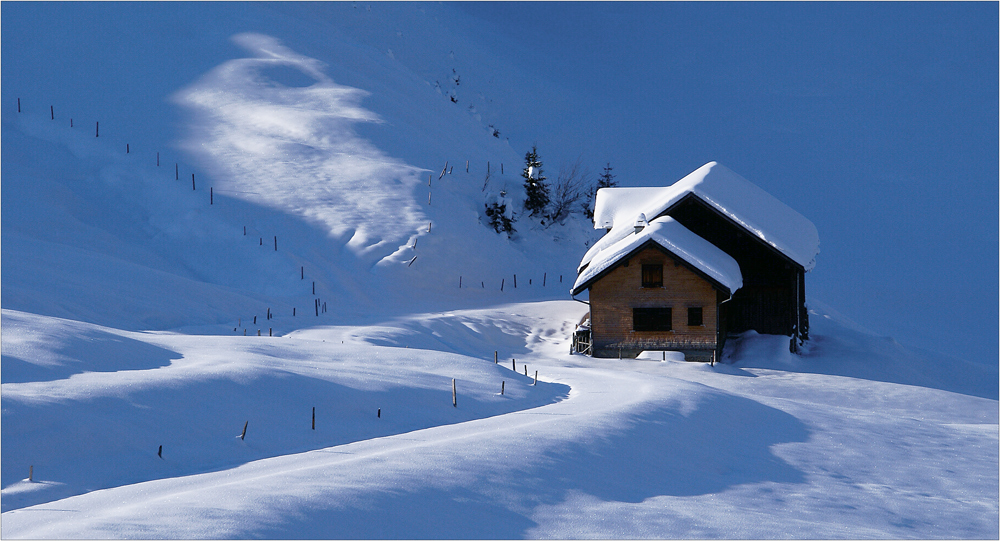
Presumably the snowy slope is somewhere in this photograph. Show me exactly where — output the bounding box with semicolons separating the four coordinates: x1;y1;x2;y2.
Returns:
2;3;996;539
2;3;601;333
2;302;995;538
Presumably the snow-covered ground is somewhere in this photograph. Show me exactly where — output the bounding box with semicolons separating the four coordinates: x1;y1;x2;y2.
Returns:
3;302;995;538
2;2;996;539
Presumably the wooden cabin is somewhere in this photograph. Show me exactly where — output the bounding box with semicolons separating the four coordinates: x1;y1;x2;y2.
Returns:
572;214;742;361
572;162;819;361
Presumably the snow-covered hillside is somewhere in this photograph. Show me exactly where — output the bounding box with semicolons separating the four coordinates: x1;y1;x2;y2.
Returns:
2;302;996;538
2;5;600;331
2;3;996;539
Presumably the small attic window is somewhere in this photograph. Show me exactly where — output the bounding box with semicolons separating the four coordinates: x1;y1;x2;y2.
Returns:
641;264;663;288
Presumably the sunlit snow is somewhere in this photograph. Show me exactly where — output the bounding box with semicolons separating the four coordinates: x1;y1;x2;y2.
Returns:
2;3;996;539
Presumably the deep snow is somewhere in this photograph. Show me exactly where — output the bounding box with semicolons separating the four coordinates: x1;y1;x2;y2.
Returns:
2;303;996;538
2;2;997;539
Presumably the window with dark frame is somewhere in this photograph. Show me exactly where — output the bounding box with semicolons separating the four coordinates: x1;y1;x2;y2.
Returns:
641;264;663;288
633;307;671;332
687;306;703;326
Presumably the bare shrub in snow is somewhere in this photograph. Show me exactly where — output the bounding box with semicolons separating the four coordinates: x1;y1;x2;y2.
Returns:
548;157;591;226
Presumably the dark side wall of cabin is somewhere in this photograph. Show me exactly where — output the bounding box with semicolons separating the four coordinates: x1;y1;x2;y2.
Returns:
663;194;809;340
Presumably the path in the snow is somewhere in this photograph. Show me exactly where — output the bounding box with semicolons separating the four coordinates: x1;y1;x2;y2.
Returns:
2;301;996;539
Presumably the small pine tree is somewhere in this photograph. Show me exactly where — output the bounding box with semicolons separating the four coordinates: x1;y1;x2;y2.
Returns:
485;190;516;237
597;162;617;190
583;162;618;220
522;146;550;219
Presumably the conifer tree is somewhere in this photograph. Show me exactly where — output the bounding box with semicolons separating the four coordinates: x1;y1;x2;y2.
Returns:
485;189;516;237
584;162;618;219
521;146;550;218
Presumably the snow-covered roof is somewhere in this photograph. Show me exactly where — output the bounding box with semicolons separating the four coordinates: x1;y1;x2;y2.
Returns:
582;162;820;272
571;216;743;296
593;188;665;230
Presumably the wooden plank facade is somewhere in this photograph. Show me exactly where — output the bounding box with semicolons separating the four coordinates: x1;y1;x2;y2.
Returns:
587;244;730;361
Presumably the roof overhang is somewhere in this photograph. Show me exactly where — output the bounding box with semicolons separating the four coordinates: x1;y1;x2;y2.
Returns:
570;238;735;297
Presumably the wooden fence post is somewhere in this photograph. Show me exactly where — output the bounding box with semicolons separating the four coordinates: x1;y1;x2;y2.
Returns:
95;121;99;137
494;351;498;364
192;173;196;191
452;379;457;407
501;381;505;395
312;407;315;430
28;465;33;481
533;370;538;385
241;421;248;440
50;105;53;120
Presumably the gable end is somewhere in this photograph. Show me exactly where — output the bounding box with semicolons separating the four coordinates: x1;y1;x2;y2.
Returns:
572;238;733;297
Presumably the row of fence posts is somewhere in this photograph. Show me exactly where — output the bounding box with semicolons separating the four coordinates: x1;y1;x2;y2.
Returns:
23;356;543;478
460;273;564;290
145;360;537;465
17;97;335;337
17;99;550;482
494;350;539;389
